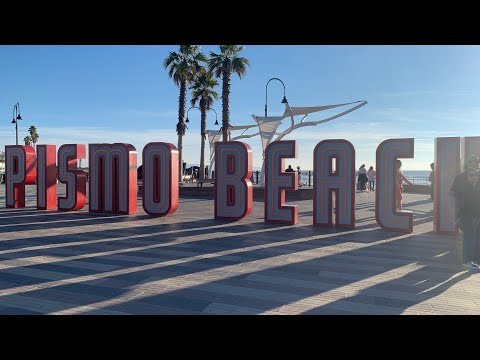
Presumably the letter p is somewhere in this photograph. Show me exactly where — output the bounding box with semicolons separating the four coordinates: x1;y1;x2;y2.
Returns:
5;145;36;208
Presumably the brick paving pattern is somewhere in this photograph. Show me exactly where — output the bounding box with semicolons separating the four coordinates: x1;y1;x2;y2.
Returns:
0;184;478;315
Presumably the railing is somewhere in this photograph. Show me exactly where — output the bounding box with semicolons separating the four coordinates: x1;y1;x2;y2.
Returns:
248;171;431;187
249;170;310;186
403;176;430;185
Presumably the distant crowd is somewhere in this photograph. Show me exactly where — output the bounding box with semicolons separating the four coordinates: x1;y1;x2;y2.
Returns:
356;164;378;192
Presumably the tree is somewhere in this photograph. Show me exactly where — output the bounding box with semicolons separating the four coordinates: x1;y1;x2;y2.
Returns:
28;126;39;148
207;45;250;141
163;45;206;184
24;136;31;146
190;70;218;181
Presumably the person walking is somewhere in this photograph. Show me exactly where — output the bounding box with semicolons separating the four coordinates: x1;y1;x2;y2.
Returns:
297;166;302;187
367;166;376;191
456;167;480;269
395;160;413;210
358;164;368;191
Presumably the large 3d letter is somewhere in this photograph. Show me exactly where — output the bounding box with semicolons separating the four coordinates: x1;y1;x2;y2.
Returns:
434;137;460;234
5;145;36;208
142;142;179;216
265;140;298;224
36;145;57;210
376;138;414;233
214;141;253;220
313;140;355;228
89;143;137;214
461;136;480;168
58;144;87;211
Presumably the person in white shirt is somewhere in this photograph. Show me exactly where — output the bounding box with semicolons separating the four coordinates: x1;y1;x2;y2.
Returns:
367;166;376;191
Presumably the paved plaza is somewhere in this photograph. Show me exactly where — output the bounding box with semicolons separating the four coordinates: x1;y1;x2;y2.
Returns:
0;184;478;315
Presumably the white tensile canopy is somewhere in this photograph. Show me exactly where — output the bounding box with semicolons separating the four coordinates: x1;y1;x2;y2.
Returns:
206;99;367;184
252;100;368;185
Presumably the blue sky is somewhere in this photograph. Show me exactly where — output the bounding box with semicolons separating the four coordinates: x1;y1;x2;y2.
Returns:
1;45;479;170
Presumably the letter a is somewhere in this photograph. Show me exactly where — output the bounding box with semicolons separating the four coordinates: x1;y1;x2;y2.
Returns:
313;140;355;228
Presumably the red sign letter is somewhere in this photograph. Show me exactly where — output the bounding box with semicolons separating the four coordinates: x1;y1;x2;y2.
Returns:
142;142;179;216
313;140;355;228
434;137;460;234
461;136;480;169
89;143;137;214
58;144;87;211
5;145;36;208
375;138;414;233
264;140;298;224
214;141;253;220
36;145;57;210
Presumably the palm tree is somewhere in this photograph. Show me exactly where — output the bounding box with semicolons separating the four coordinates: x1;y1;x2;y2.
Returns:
24;136;31;146
190;71;219;181
28;126;39;149
164;45;206;184
207;45;250;141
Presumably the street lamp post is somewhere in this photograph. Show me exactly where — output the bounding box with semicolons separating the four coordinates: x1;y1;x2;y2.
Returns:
11;102;23;145
209;108;219;125
187;106;218;125
265;77;288;117
185;106;200;123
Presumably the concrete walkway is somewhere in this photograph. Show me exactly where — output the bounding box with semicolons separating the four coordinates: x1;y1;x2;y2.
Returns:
0;185;478;314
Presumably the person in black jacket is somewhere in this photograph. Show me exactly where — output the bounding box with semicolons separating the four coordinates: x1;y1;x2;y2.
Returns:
456;166;480;269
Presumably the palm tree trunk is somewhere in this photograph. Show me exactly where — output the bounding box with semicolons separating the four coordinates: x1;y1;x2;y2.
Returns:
178;80;187;184
200;99;206;181
222;69;231;142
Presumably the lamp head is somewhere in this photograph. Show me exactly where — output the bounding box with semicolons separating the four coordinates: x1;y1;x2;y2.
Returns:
281;96;288;104
11;118;16;124
215;119;219;125
186;117;190;123
16;114;22;120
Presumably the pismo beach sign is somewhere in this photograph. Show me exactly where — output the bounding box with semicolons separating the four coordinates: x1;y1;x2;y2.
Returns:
5;136;480;234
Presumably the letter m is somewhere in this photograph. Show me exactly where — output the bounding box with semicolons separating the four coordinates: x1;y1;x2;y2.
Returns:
89;143;137;214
